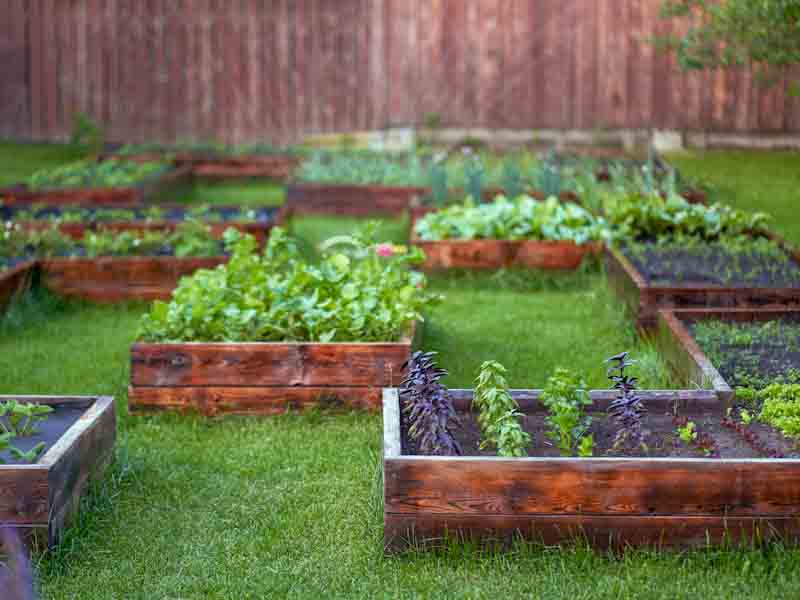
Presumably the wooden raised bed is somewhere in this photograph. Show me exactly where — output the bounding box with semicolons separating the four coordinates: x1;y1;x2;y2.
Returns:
383;387;800;551
605;244;800;331
0;395;115;549
0;260;37;311
655;307;800;403
40;256;227;303
128;323;420;416
0;165;192;207
286;182;428;217
188;155;301;180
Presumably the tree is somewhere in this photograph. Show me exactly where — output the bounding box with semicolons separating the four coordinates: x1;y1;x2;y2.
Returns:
657;0;800;86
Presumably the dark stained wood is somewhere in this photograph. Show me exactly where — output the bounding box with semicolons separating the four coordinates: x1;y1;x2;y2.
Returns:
128;323;417;416
656;308;800;403
0;396;115;550
383;389;800;550
40;256;227;303
605;245;800;331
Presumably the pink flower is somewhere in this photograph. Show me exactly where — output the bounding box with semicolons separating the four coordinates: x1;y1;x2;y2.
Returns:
375;243;395;257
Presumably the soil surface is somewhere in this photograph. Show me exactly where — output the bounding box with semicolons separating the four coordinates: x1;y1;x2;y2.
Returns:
623;243;800;288
690;317;800;388
399;398;781;459
0;205;277;223
0;402;88;465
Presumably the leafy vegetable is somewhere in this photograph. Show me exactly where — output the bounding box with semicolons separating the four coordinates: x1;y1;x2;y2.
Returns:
473;361;530;457
138;224;439;343
540;367;593;457
414;196;606;244
759;384;800;439
400;351;460;456
0;400;54;437
26;159;168;190
606;352;647;451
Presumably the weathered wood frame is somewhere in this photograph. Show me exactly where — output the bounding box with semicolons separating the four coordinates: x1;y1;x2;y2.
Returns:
286;182;427;217
39;256;228;302
655;308;800;403
0;165;193;207
0;260;37;312
605;244;800;330
0;395;116;550
383;388;800;551
128;322;421;416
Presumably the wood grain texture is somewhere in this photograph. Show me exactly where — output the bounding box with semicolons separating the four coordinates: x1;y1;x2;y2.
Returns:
286;183;426;217
40;256;227;303
0;396;115;550
10;1;800;143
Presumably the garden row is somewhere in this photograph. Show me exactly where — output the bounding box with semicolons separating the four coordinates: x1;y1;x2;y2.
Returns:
3;152;800;555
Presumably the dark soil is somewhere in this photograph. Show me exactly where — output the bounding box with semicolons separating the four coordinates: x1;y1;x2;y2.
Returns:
399;398;774;459
690;317;800;388
0;402;88;465
624;243;800;288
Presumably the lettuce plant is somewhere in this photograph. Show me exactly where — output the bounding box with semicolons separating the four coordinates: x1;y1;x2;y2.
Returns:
759;384;800;438
138;225;440;343
473;361;530;457
400;351;460;456
606;352;647;450
27;159;168;190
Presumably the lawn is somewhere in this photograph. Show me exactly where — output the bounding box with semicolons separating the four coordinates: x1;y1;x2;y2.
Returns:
2;144;800;599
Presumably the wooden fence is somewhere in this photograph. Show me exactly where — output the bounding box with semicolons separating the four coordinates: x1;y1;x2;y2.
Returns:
1;0;798;144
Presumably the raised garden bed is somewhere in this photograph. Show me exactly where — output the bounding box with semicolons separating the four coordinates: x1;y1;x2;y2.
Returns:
187;154;301;180
383;386;800;551
0;164;192;207
39;256;228;303
0;395;115;549
0;259;37;311
286;182;428;218
656;308;800;401
605;240;800;330
128;322;420;416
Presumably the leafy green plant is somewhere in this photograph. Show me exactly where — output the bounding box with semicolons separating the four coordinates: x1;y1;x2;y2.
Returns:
759;384;800;439
10;442;47;463
473;361;530;457
463;154;485;203
537;151;562;198
138;224;439;343
676;420;697;444
70;112;105;156
502;159;524;199
400;351;460;456
414;195;607;244
297;150;429;186
540;367;593;456
428;160;449;208
27;159;168;191
0;400;53;437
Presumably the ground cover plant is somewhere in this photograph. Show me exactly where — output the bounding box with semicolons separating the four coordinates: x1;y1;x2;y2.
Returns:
414;195;606;244
138;225;439;343
24;159;169;190
116;141;301;158
4;141;800;598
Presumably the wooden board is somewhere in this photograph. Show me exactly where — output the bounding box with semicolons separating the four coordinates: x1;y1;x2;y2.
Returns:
0;395;115;549
605;245;800;331
0;260;37;312
286;183;427;218
383;388;800;550
40;256;227;302
128;324;418;416
655;308;800;403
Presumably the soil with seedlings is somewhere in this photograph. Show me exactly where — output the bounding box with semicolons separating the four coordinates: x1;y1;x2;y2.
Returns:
0;205;277;223
623;242;800;288
399;398;797;459
690;317;800;389
0;402;86;465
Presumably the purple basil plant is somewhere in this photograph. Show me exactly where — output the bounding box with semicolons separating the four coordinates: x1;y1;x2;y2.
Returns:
400;351;461;456
606;352;646;449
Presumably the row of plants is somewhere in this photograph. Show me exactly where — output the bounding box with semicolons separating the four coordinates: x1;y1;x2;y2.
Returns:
0;220;223;260
0;399;54;464
413;195;606;244
24;159;170;191
138;225;440;343
116;141;302;158
401;348;800;459
0;202;275;225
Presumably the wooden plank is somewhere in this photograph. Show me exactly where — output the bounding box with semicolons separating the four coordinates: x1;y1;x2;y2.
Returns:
382;388;402;459
128;385;384;416
385;456;800;517
130;336;413;387
385;513;800;551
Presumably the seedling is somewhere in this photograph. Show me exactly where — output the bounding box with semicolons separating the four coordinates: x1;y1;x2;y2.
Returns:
0;401;53;437
677;420;698;444
10;442;46;464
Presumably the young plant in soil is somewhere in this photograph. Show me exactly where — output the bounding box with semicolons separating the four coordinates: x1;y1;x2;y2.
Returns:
672;416;720;457
473;361;531;457
26;159;168;190
0;400;54;464
606;352;647;452
540;367;594;457
399;351;460;456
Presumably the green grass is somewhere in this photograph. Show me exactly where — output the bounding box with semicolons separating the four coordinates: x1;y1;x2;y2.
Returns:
155;179;286;206
670;149;800;245
1;140;800;598
0;141;86;186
